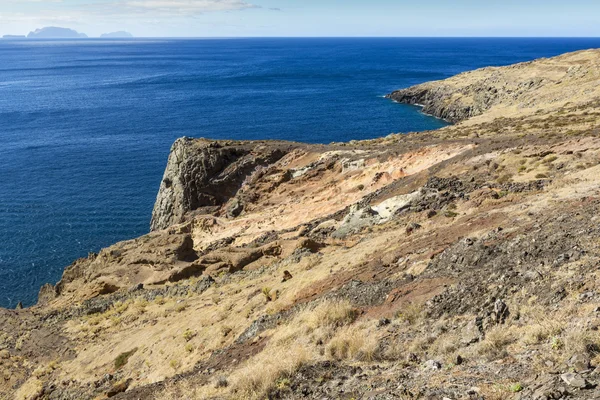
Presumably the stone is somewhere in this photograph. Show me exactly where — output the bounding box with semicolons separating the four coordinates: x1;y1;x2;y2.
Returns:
568;354;591;372
406;353;419;363
424;360;442;370
0;350;10;360
214;376;228;388
492;299;509;324
128;283;144;292
226;198;244;218
106;379;131;397
296;238;324;253
405;222;422;235
560;373;587;388
282;270;293;282
462;318;483;345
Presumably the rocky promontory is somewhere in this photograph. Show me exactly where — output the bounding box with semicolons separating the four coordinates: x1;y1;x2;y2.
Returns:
150;138;302;231
3;49;600;400
387;49;600;123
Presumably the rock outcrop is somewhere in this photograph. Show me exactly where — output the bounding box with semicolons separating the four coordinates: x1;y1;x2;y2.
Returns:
150;138;298;231
387;49;600;123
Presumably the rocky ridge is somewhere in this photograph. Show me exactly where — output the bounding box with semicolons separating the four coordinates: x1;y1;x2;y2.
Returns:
3;49;600;400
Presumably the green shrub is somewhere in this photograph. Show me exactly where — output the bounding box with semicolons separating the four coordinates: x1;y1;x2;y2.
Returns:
114;348;138;370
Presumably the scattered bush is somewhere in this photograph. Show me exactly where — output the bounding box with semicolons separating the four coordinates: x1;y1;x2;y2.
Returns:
114;348;138;370
183;329;196;342
444;210;459;218
510;383;523;393
262;287;273;302
169;359;180;370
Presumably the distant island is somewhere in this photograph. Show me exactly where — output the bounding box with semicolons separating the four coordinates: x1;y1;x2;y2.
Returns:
2;35;26;39
27;27;88;39
100;31;133;38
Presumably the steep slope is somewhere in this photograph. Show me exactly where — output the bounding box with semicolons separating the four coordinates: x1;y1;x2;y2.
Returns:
3;49;600;400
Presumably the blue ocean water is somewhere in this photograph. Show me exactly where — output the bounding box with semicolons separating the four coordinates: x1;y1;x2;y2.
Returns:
2;38;600;308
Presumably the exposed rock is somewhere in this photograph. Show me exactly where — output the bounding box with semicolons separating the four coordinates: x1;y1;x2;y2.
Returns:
282;270;293;282
491;298;510;324
424;360;442;370
569;354;591;373
151;138;297;231
387;49;600;124
226;198;244;218
560;373;588;389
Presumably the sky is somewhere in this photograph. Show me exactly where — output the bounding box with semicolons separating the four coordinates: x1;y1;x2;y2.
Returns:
0;0;599;38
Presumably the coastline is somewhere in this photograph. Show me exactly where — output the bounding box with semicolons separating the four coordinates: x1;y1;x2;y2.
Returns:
4;48;600;400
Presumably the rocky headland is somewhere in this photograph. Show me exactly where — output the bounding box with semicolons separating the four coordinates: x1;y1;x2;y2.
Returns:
3;49;600;400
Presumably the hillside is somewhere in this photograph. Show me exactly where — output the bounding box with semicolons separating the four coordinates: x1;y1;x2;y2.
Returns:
3;49;600;400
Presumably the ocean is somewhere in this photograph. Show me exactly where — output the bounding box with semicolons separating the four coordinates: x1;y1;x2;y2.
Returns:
2;37;600;308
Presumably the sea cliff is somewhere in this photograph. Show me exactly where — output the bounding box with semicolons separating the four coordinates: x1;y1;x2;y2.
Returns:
3;49;600;400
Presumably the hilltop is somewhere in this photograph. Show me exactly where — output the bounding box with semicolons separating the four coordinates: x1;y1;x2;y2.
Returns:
3;49;600;400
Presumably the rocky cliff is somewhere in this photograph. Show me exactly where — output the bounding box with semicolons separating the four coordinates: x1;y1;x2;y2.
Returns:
3;49;600;400
387;49;600;124
150;138;299;231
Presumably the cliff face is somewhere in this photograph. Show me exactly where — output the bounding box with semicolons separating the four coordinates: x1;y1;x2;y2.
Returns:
150;138;297;231
387;49;600;124
4;50;600;400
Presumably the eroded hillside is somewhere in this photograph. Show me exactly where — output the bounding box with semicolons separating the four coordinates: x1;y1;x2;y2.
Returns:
3;49;600;400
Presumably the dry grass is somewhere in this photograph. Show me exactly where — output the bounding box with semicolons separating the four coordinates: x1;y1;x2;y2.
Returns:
230;346;310;400
395;302;423;325
476;325;515;361
178;299;363;400
521;319;564;345
158;380;214;400
15;377;43;400
327;322;379;362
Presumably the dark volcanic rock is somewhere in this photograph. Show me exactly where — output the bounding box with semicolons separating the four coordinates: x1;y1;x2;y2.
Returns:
150;138;300;231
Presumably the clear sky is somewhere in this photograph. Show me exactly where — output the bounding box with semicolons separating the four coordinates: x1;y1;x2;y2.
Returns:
0;0;599;38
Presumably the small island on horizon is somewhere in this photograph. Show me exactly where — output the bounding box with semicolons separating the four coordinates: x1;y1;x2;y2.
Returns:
27;27;87;39
1;27;134;39
100;31;134;38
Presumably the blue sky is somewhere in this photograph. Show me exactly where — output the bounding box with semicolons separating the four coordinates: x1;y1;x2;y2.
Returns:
0;0;599;37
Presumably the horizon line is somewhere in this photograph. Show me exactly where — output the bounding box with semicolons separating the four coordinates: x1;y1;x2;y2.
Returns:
4;35;600;39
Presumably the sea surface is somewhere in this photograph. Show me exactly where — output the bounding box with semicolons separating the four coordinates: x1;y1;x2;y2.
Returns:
2;38;600;308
